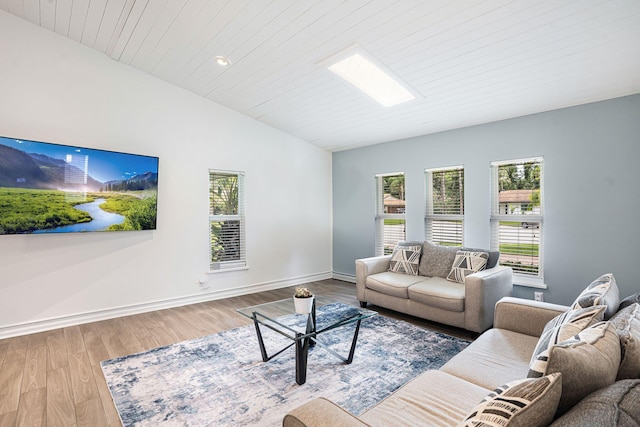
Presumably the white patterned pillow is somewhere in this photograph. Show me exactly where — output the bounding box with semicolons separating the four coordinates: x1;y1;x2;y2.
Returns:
388;245;422;275
528;305;606;371
446;251;488;283
459;373;562;427
527;321;621;415
571;273;620;319
610;303;640;380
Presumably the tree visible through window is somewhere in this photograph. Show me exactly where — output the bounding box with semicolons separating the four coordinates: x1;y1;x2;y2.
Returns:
209;170;245;270
375;173;405;255
426;166;464;246
491;158;543;282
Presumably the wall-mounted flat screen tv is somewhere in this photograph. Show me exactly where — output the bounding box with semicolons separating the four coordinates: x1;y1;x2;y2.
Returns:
0;136;158;235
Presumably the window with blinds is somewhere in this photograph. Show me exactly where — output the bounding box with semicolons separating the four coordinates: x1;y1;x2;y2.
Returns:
209;170;246;270
375;173;405;256
490;157;543;284
425;166;464;246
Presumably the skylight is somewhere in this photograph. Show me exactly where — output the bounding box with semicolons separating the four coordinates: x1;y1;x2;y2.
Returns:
326;51;416;107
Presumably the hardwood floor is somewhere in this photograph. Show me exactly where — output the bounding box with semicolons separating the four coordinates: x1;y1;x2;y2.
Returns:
0;279;474;426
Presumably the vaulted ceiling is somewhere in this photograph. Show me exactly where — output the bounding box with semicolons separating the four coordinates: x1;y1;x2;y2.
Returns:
2;0;640;151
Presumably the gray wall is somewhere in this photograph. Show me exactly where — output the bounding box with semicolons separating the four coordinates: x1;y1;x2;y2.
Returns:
333;94;640;305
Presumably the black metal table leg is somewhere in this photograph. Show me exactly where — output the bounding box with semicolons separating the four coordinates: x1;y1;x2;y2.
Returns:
346;319;362;364
295;332;310;385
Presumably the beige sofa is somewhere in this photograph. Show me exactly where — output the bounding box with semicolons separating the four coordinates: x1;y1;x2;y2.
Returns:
284;296;640;426
356;242;513;333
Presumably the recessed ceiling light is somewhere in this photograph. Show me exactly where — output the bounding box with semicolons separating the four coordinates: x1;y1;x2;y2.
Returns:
321;46;418;107
214;56;231;66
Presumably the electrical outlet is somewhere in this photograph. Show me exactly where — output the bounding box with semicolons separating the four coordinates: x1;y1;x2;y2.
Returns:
534;291;544;302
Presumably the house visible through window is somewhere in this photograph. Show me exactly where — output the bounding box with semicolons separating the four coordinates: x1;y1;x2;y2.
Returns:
209;170;246;270
490;157;543;285
375;173;405;255
425;166;464;246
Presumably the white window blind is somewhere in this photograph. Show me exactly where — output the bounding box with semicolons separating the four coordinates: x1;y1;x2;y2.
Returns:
425;166;464;246
490;157;543;282
375;173;405;256
209;170;246;270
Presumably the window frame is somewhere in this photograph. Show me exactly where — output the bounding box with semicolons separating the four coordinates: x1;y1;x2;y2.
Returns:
425;165;464;247
209;169;247;272
490;157;544;287
375;172;406;256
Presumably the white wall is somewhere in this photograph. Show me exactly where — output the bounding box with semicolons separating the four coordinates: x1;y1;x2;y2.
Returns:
0;11;332;338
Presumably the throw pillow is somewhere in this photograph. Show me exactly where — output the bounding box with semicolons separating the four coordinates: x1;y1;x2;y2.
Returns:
619;292;640;311
528;321;621;415
571;273;620;319
529;305;606;370
549;379;640;427
446;251;488;284
459;373;562;427
461;246;501;269
610;303;640;380
388;245;422;275
418;241;459;278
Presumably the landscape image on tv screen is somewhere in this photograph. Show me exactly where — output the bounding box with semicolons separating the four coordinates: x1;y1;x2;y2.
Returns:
0;136;158;235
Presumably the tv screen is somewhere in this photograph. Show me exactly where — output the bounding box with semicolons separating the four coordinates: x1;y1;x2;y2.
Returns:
0;136;158;235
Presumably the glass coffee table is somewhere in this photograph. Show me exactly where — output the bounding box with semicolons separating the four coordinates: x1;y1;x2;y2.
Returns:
237;296;377;385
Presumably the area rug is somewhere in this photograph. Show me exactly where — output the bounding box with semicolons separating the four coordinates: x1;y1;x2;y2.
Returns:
101;302;470;426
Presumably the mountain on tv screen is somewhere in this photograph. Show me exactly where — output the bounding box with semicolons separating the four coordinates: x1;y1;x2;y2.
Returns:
0;136;158;235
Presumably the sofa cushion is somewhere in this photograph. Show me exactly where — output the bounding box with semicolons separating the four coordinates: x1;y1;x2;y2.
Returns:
419;241;459;278
408;277;465;312
571;273;620;319
388;245;421;275
459;373;562;427
528;305;606;369
441;329;539;390
550;379;640;427
610;303;640;380
360;370;491;427
446;251;488;283
528;321;621;415
619;292;640;311
461;246;500;269
366;272;424;298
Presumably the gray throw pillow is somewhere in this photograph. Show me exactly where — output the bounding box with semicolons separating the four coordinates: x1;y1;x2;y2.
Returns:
619;292;640;311
418;241;459;278
550;379;640;427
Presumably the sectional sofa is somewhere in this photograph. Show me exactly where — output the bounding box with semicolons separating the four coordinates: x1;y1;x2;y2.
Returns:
284;278;640;426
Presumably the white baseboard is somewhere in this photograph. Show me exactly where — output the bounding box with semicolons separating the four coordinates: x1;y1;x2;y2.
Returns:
0;271;333;340
333;272;356;283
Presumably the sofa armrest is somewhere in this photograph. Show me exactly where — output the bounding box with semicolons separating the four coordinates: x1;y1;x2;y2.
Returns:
493;297;570;337
355;255;391;302
283;397;370;427
463;266;513;333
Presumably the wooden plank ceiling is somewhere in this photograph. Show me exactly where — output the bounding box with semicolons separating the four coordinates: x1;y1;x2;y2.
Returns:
2;0;640;151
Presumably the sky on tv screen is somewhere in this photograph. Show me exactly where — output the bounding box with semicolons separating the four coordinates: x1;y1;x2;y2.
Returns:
0;136;158;184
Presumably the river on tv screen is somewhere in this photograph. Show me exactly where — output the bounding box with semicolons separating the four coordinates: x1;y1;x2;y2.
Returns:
0;136;159;235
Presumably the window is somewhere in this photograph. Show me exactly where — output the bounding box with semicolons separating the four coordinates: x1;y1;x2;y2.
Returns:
209;170;246;270
375;173;405;255
425;166;464;246
490;157;544;285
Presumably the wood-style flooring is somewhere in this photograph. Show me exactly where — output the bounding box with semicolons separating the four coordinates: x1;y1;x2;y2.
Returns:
0;279;474;426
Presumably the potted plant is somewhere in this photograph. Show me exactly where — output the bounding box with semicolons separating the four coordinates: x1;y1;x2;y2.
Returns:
293;287;314;314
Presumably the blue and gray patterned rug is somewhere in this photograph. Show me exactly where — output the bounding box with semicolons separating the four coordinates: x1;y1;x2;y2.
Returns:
101;302;470;426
